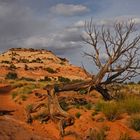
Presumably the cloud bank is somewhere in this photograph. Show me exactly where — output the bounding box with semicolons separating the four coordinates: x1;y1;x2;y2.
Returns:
50;3;89;16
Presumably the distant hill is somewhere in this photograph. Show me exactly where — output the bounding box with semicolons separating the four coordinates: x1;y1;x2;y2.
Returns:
0;48;89;81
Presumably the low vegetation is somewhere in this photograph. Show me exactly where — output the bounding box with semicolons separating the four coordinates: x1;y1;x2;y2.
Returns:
95;94;140;121
11;83;36;101
58;76;71;83
75;112;81;118
130;114;140;131
95;101;122;121
119;133;131;140
87;128;106;140
122;96;140;114
45;67;57;73
6;72;18;79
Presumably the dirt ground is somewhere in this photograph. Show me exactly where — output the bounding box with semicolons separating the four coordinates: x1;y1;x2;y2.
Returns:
0;84;140;140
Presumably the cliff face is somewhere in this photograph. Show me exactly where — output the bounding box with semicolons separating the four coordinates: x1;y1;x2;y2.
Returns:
0;48;88;81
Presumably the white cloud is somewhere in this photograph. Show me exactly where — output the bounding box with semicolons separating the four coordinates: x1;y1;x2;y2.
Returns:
50;3;89;16
132;18;140;24
74;20;85;28
19;36;49;48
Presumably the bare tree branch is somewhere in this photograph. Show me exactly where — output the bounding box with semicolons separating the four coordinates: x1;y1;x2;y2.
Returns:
82;19;140;85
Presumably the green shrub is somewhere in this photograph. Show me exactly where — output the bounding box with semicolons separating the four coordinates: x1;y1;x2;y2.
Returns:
6;72;18;79
75;104;81;109
11;92;18;99
75;112;81;118
45;67;56;73
85;102;93;110
130;115;140;131
78;89;87;94
58;76;71;83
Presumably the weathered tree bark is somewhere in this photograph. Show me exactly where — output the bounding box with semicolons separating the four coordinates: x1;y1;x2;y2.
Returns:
51;80;112;100
47;86;69;120
94;85;112;100
26;85;76;138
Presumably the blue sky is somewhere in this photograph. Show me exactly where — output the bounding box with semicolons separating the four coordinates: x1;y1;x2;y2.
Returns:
0;0;140;80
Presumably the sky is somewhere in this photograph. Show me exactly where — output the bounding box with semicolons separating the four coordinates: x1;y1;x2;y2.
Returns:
0;0;140;80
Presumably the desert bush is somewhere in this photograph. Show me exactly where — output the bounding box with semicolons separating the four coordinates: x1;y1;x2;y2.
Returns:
75;112;81;118
38;76;52;82
102;102;121;121
122;96;140;114
45;67;56;73
44;76;51;81
95;95;140;120
1;60;11;64
113;91;126;101
20;59;29;63
59;57;67;62
119;133;131;140
11;92;18;99
11;81;28;89
85;102;93;110
20;77;35;82
87;128;106;140
130;114;140;131
95;101;122;121
58;76;71;83
20;95;27;101
11;84;36;101
9;63;16;69
31;58;43;63
6;72;18;79
24;64;29;70
60;62;65;65
95;101;105;112
78;89;87;94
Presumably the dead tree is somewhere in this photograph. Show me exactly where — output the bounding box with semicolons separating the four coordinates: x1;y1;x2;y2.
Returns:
26;85;75;138
52;20;140;100
26;19;140;138
80;19;140;99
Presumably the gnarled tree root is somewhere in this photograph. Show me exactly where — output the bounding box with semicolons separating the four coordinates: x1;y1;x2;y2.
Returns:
25;85;76;139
